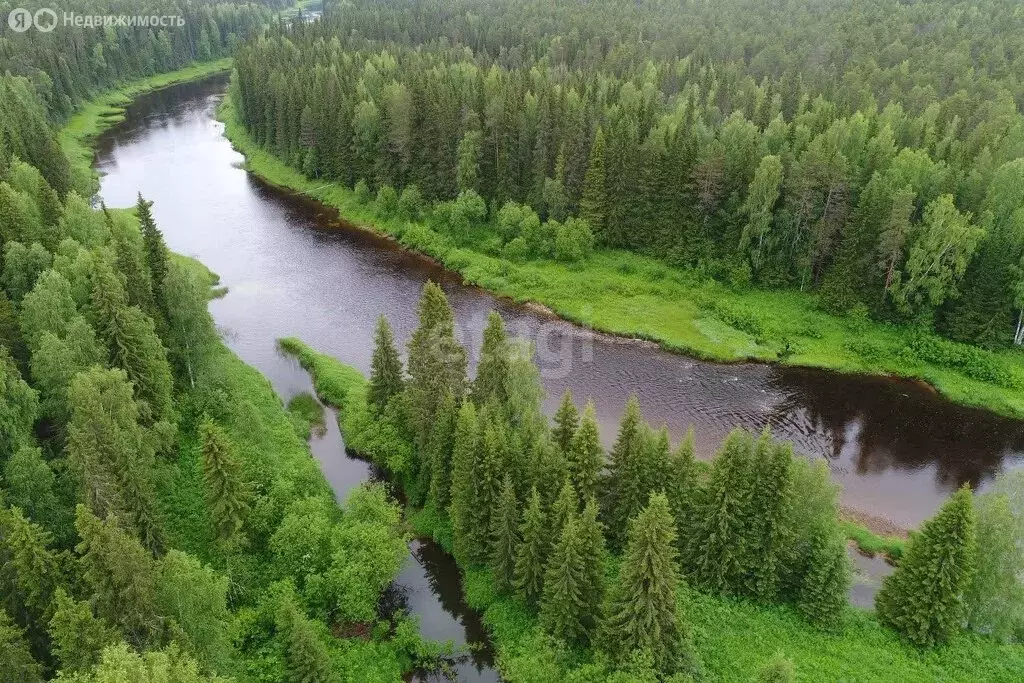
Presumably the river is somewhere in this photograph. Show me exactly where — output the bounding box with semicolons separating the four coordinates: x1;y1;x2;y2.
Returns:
92;74;1024;671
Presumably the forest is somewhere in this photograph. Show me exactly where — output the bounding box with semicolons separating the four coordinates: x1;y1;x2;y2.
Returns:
280;282;1024;679
232;0;1024;353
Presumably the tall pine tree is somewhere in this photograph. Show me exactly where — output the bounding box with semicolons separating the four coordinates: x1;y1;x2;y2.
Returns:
367;315;404;415
568;400;603;501
489;474;520;593
200;419;249;543
514;486;549;606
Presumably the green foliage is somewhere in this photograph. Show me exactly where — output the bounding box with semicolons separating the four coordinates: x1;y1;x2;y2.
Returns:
603;395;650;548
514;487;549;606
539;515;589;644
156;550;232;671
63;642;228;683
754;653;796;682
472;311;510;407
367;316;404;415
0;609;42;683
48;589;118;675
876;486;978;647
568;401;603;501
489;474;520;593
795;523;851;630
551;390;579;458
200;419;250;542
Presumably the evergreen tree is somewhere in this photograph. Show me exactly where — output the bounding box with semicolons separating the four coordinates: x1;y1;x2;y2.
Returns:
48;588;118;674
746;432;795;601
200;419;249;542
795;522;850;630
74;505;161;648
277;592;334;683
137;194;169;320
568;400;603;502
577;496;606;639
551;389;580;457
489;474;520;593
600;493;697;676
514;486;549;605
449;400;482;565
471;310;509;407
603;396;649;548
367;315;403;414
876;486;978;647
0;506;59;622
687;429;754;595
473;401;507;558
666;427;698;546
539;514;588;644
406;281;466;448
426;392;458;510
550;478;578;541
579;127;607;240
0;610;42;683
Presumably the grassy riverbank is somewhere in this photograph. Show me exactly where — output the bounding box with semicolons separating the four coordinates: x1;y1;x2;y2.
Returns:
60;58;232;195
277;337;1024;682
219;97;1024;420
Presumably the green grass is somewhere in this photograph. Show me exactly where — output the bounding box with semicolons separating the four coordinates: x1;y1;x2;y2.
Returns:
60;58;233;195
841;521;906;563
280;339;1024;682
287;391;326;439
220;98;1024;420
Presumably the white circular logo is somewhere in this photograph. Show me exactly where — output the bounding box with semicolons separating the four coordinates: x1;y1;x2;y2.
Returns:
8;7;32;32
34;7;57;32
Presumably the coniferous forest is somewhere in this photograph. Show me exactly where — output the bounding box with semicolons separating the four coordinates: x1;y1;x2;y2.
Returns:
1;0;1024;681
232;0;1024;353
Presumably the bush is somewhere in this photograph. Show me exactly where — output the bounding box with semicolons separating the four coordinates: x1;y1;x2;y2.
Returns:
397;184;425;221
554;217;594;262
502;236;530;262
353;179;371;204
376;184;399;218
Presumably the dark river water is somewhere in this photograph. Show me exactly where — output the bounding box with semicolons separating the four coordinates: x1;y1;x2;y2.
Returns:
92;76;1024;664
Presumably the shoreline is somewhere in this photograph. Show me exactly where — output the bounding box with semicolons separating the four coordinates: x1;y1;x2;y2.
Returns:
214;94;1024;422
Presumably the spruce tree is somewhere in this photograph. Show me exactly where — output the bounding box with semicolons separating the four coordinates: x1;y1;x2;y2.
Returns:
539;515;588;644
746;433;795;601
0;506;59;630
795;522;850;630
686;429;754;594
471;311;509;407
367;315;403;415
490;474;520;593
449;400;482;565
600;493;696;676
647;425;672;495
137;194;169;320
277;592;334;683
200;419;249;542
604;395;649;548
514;486;549;605
579;127;607;240
666;427;698;547
74;505;161;648
551;389;579;457
550;478;578;541
406;281;466;448
0;610;42;683
48;588;118;674
568;400;604;501
473;401;507;559
425;392;458;510
577;496;607;639
876;485;977;647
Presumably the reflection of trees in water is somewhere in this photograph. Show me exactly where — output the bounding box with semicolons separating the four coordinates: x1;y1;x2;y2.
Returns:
772;366;1024;494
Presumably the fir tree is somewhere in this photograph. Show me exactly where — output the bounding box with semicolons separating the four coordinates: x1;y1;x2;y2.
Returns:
0;610;42;683
426;392;458;510
577;496;606;639
472;311;510;407
746;432;795;601
876;485;978;647
579;127;607;240
600;493;697;676
200;419;249;542
473;401;508;558
551;389;579;457
550;478;578;541
137;194;169;320
74;505;161;648
795;522;850;630
490;474;520;593
277;592;334;683
514;486;549;605
568;400;604;501
367;315;404;415
449;400;483;565
666;427;698;546
0;506;59;631
406;281;466;448
48;588;118;674
539;515;588;644
603;395;649;548
647;425;672;495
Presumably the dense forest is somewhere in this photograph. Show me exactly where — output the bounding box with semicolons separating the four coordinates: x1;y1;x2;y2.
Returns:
233;0;1024;348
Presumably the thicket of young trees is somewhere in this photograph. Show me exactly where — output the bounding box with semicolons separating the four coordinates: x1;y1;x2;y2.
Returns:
352;281;1023;672
233;0;1024;348
0;136;411;677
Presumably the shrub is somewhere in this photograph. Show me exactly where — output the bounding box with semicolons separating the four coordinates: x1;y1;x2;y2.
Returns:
554;217;594;262
375;184;399;218
353;179;371;204
397;184;425;221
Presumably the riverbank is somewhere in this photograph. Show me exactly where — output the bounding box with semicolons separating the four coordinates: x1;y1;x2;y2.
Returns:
60;58;232;196
218;96;1024;421
278;336;1024;682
